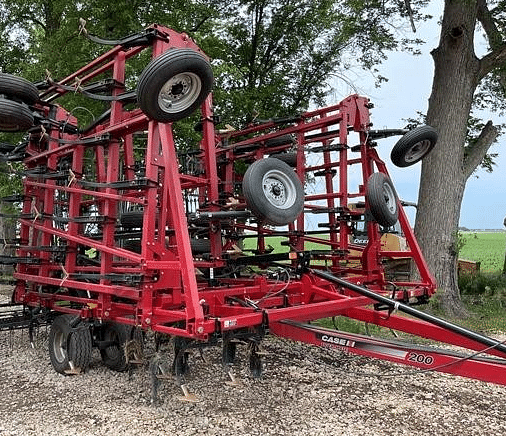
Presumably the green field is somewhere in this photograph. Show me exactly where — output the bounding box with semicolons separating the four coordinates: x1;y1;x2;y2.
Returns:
242;233;329;253
459;231;506;273
244;231;506;273
243;230;506;330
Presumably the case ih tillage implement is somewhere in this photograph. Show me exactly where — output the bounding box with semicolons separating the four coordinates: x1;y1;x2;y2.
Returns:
0;24;505;398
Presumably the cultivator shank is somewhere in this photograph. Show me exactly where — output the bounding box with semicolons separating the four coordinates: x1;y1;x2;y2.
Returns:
1;24;506;388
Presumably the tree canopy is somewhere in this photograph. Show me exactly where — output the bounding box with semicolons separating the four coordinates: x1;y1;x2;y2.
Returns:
0;0;430;124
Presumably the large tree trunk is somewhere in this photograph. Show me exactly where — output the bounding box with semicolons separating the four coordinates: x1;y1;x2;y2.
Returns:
415;1;480;317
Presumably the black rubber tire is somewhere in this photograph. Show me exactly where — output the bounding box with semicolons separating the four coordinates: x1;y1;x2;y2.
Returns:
366;172;399;227
270;152;297;167
0;99;34;132
0;73;39;104
242;158;304;226
137;48;213;122
48;314;92;375
122;236;211;255
100;322;132;372
190;238;211;254
390;126;438;167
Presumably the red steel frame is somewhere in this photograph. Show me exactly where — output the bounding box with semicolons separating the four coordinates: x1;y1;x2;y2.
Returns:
11;24;506;385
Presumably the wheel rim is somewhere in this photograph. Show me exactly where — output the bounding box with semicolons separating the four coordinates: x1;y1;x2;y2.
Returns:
404;139;432;163
52;329;67;364
262;169;298;210
382;182;397;214
157;72;202;114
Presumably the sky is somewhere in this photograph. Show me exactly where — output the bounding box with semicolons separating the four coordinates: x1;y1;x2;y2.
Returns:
330;3;506;230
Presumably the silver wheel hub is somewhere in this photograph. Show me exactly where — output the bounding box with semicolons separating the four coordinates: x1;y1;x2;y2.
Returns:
382;182;397;214
262;169;297;209
405;139;431;162
158;72;202;114
53;329;67;363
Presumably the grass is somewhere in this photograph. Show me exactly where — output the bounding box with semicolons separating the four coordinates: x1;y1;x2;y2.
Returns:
242;234;289;253
459;231;506;273
452;231;506;332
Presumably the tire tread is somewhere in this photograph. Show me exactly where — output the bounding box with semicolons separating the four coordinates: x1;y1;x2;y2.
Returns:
0;73;39;104
137;48;213;122
366;173;399;227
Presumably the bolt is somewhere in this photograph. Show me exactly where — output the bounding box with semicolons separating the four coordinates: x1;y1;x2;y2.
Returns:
145;318;151;325
197;326;204;334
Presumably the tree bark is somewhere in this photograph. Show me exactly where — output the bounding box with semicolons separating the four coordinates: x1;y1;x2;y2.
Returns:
415;1;480;317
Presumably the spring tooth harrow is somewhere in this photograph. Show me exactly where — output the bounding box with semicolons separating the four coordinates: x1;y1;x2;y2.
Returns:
1;24;506;390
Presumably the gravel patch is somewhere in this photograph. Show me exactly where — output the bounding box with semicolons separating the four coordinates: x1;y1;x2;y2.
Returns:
1;287;506;436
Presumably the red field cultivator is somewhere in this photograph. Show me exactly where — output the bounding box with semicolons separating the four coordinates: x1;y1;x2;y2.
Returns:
1;24;506;396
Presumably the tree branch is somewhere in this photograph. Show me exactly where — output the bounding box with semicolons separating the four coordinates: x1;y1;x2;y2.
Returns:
247;4;264;89
477;0;502;49
15;14;47;32
477;0;506;80
462;120;498;180
478;46;506;80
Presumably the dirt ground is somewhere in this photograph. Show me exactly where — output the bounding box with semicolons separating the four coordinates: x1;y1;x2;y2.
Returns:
1;286;506;436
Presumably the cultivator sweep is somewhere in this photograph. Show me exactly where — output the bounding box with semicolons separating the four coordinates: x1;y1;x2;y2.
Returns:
1;24;506;391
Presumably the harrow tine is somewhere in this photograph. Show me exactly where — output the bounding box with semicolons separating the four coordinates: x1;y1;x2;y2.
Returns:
64;360;82;375
124;338;144;380
225;368;241;386
222;339;241;385
178;383;200;403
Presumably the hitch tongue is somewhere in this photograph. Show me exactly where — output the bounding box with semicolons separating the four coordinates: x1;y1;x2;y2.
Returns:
312;269;506;357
